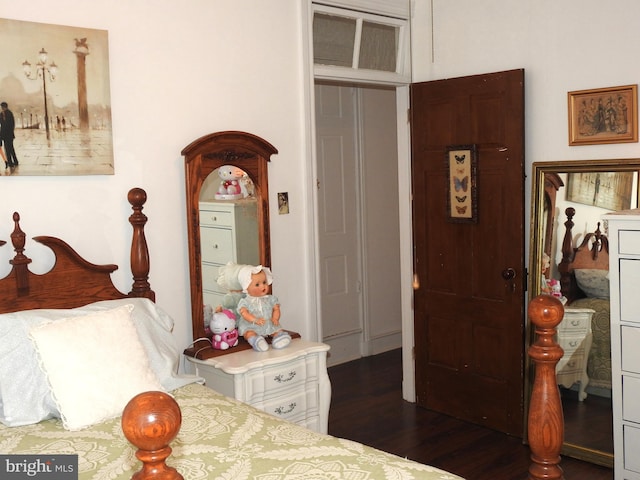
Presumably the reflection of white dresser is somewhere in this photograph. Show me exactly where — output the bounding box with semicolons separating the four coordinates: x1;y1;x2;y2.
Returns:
606;210;640;479
199;200;259;307
186;339;332;433
556;307;594;401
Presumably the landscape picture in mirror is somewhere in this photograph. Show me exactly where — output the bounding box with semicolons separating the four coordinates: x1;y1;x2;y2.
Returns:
527;158;640;468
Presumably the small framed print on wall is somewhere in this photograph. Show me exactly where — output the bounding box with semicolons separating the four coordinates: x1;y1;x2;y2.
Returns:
568;84;638;146
446;145;477;223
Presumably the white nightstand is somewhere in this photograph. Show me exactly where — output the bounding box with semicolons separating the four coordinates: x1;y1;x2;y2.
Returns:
185;338;331;433
556;306;595;401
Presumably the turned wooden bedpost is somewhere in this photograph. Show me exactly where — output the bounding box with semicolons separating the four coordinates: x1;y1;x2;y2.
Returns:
128;188;155;301
9;212;32;294
558;207;576;301
527;295;565;480
122;391;183;480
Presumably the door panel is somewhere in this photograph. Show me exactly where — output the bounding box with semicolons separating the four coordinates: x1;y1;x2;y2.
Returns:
315;84;362;342
411;69;525;436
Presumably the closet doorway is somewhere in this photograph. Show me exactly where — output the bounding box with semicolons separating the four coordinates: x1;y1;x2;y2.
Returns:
315;81;402;366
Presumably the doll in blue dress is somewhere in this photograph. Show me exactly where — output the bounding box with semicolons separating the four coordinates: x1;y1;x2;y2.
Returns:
237;265;291;352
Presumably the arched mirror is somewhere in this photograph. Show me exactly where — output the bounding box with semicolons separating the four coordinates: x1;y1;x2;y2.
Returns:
182;131;277;342
528;158;640;467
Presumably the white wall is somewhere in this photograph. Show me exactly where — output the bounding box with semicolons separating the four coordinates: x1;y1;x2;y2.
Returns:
0;0;316;361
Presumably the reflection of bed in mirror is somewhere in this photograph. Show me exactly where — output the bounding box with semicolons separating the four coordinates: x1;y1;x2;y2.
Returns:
527;159;640;468
556;207;611;397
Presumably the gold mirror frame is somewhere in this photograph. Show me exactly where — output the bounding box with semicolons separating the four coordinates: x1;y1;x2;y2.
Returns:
527;158;640;467
182;131;277;342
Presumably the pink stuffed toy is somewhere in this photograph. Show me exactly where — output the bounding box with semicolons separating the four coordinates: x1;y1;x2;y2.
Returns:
215;165;245;200
209;309;239;350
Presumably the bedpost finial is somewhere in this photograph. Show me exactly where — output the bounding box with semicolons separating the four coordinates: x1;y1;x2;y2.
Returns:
528;294;564;330
122;391;183;480
128;188;147;209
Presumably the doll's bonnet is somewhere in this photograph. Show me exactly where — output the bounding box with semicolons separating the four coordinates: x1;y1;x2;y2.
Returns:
238;265;273;293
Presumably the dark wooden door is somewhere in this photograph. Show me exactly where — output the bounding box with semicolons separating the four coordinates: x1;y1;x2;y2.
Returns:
411;69;525;436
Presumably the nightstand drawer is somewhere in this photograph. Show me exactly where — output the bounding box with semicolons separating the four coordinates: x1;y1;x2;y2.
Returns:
257;385;319;423
201;227;234;264
557;350;586;374
200;209;233;227
244;356;317;402
558;309;593;334
557;334;589;353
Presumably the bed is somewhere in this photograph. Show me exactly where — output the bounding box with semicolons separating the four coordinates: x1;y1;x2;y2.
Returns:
557;206;611;392
0;188;463;480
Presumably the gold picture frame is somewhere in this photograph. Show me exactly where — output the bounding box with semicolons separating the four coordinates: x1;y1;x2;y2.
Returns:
568;84;638;146
446;145;477;222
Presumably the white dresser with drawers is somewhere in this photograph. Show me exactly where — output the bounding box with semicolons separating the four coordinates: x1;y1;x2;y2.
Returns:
199;199;259;307
606;209;640;479
186;339;332;433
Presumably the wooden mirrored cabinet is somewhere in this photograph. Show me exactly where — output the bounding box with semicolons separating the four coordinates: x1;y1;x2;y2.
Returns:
527;158;640;467
182;131;277;343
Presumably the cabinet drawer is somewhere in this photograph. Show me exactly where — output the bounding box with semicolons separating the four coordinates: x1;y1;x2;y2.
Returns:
201;227;234;264
620;259;640;324
257;385;319;423
200;209;233;227
203;290;224;309
201;263;222;292
622;326;640;373
619;230;640;255
623;375;640;423
624;424;640;473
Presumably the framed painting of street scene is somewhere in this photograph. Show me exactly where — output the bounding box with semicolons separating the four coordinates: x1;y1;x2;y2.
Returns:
0;18;114;176
568;84;638;146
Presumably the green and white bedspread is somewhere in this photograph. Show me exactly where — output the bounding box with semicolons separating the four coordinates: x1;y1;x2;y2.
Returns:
1;383;464;480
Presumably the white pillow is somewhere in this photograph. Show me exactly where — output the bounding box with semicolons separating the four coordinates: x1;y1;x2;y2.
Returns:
29;304;164;431
574;268;610;299
0;298;200;427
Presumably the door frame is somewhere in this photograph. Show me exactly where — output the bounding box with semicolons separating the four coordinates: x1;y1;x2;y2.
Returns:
301;1;415;401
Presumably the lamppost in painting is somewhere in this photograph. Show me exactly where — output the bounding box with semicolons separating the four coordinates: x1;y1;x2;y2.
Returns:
22;48;58;141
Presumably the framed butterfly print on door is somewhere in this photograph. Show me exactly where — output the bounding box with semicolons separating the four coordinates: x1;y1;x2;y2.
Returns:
446;144;477;222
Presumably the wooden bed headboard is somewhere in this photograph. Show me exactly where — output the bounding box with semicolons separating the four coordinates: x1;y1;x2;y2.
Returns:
0;187;154;313
557;206;609;303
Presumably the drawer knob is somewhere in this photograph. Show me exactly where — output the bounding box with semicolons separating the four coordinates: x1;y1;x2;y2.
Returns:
274;371;297;383
274;402;297;415
213;243;219;249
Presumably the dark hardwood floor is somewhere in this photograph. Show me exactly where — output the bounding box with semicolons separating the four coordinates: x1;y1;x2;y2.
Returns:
327;349;613;480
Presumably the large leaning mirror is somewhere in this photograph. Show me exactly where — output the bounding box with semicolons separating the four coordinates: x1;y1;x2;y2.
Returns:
528;158;640;467
182;131;277;344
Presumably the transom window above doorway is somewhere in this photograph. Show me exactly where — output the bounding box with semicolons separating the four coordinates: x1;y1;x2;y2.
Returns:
312;3;410;84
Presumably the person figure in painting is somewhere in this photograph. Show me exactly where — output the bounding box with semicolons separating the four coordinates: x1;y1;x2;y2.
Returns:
0;139;7;169
0;102;18;168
